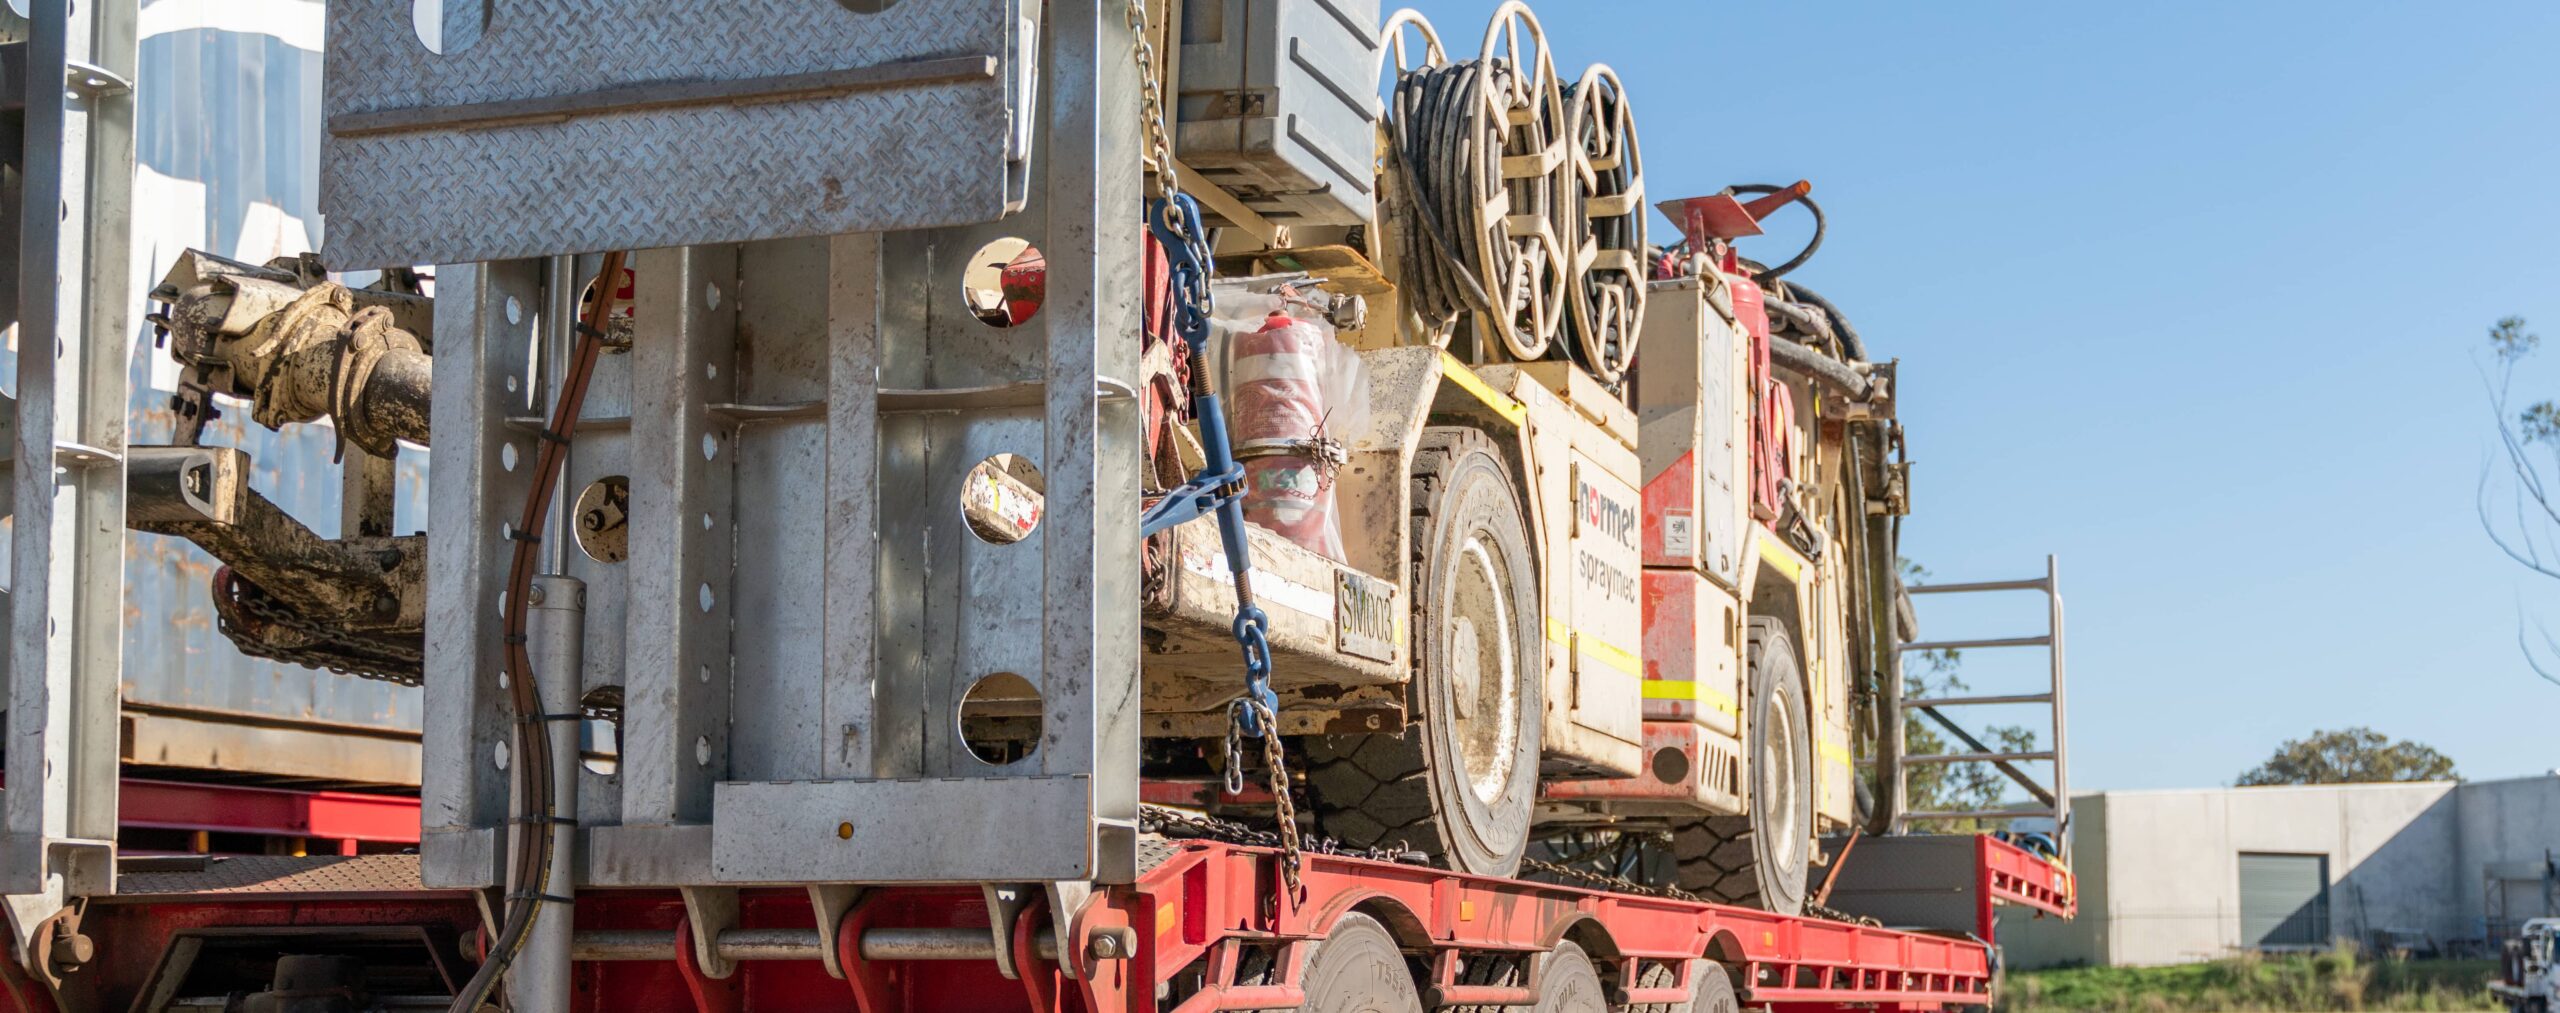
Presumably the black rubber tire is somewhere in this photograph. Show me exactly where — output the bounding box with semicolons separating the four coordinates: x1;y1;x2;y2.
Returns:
1669;618;1813;914
1306;427;1542;877
1628;957;1741;1013
1299;913;1422;1013
1532;941;1609;1013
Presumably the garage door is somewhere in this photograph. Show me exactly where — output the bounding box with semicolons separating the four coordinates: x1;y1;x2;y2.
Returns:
2239;852;2330;948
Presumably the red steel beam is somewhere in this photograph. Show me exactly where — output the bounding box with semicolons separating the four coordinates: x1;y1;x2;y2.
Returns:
117;777;421;843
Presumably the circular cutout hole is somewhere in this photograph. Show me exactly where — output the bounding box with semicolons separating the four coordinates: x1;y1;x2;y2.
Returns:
493;738;510;770
502;294;521;324
499;442;519;472
836;0;897;12
694;735;713;767
703;282;722;310
705;362;719;381
697;663;711;684
959;672;1043;765
578;262;638;350
701;432;719;461
505;375;519;394
961;453;1045;544
573;476;631;563
412;0;490;55
697;583;715;613
960;238;1044;328
700;513;714;531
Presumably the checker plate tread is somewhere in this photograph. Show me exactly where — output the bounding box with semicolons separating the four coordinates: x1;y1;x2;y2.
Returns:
321;0;1027;266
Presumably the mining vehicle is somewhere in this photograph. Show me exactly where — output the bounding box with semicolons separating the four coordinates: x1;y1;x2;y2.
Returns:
0;0;2074;1008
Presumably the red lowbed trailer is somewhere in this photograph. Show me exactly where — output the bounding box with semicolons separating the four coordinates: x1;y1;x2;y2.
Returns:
30;831;2067;1012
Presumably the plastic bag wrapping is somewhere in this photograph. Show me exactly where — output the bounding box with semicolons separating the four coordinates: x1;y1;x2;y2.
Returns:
1220;294;1370;562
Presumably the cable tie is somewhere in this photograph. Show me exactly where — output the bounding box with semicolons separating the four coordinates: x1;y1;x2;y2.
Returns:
505;529;543;544
508;890;578;906
509;814;581;827
534;429;572;446
574;321;608;340
502;634;529;646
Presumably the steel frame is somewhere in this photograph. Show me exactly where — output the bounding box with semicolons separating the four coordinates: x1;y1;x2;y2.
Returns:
414;2;1142;902
21;836;2023;1012
1894;555;2071;849
0;0;135;972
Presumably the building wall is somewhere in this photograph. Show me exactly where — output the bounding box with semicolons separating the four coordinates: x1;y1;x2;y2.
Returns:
2004;778;2524;968
2457;774;2560;937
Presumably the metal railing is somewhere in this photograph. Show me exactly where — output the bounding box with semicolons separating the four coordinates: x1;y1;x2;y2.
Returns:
1893;555;2070;856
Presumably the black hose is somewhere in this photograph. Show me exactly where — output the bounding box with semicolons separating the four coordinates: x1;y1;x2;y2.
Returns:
1774;279;1867;363
1728;183;1824;283
1769;332;1871;401
1389;56;1564;360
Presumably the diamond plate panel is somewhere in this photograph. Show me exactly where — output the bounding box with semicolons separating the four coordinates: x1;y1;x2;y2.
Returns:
320;0;1034;267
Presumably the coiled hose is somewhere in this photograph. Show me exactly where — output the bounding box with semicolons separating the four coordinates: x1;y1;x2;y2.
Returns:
1562;65;1646;384
1386;3;1569;362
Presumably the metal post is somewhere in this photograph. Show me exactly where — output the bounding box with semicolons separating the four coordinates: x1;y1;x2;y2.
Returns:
1;0;134;968
509;575;585;1012
2045;554;2070;858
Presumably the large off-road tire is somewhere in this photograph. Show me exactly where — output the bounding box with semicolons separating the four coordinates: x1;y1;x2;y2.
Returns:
1306;427;1542;877
1670;618;1813;914
1532;941;1608;1013
1299;913;1422;1013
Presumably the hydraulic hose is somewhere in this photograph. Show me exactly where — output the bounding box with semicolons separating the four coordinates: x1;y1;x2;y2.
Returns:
1561;64;1646;383
446;250;629;1013
1729;183;1825;284
1774;279;1867;363
1769;332;1872;401
1387;6;1570;361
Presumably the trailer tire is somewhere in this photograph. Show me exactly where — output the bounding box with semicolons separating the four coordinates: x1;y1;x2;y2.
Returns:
1533;941;1608;1013
1300;913;1422;1013
1670;618;1813;914
1629;959;1739;1013
1307;427;1541;877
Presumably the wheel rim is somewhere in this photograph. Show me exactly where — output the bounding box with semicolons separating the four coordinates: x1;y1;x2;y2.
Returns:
1447;533;1521;806
1762;684;1807;873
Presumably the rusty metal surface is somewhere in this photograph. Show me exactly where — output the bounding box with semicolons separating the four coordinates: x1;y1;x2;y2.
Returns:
125;0;424;785
318;0;1035;266
108;854;442;899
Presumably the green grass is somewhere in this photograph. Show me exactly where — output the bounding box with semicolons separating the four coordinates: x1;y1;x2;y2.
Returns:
1999;950;2498;1012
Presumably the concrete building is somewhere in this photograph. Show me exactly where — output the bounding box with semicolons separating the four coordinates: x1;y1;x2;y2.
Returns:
1999;775;2560;968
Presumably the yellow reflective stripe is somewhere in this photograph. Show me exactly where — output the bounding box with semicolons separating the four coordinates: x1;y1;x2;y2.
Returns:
1440;351;1527;425
1756;539;1803;582
1818;738;1855;768
1581;634;1640;677
1641;679;1740;718
1543;617;1640;676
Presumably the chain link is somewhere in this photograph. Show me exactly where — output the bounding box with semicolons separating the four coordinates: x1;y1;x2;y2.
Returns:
212;569;622;722
1122;0;1178;199
213;569;425;686
1248;701;1306;897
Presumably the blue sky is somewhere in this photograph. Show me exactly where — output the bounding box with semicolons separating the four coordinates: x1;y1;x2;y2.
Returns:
1400;1;2560;791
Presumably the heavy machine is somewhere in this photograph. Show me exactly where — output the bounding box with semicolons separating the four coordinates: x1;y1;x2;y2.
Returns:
2497;919;2560;1013
0;0;2073;1008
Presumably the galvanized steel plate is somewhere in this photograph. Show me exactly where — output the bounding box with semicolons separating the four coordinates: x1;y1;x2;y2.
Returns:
319;0;1035;267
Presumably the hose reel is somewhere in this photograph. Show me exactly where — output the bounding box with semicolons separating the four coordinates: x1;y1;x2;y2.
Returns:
1381;5;1647;382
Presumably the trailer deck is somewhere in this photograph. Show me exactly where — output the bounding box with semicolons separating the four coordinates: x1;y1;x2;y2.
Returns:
27;831;2072;1012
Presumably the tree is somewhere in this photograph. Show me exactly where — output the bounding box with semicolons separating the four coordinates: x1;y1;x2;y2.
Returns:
2479;316;2560;686
2235;727;2457;786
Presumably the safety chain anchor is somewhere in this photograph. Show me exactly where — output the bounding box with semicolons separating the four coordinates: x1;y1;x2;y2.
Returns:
1125;0;1300;892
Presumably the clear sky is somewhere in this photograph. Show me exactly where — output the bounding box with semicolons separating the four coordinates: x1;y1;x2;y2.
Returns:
1398;0;2560;791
